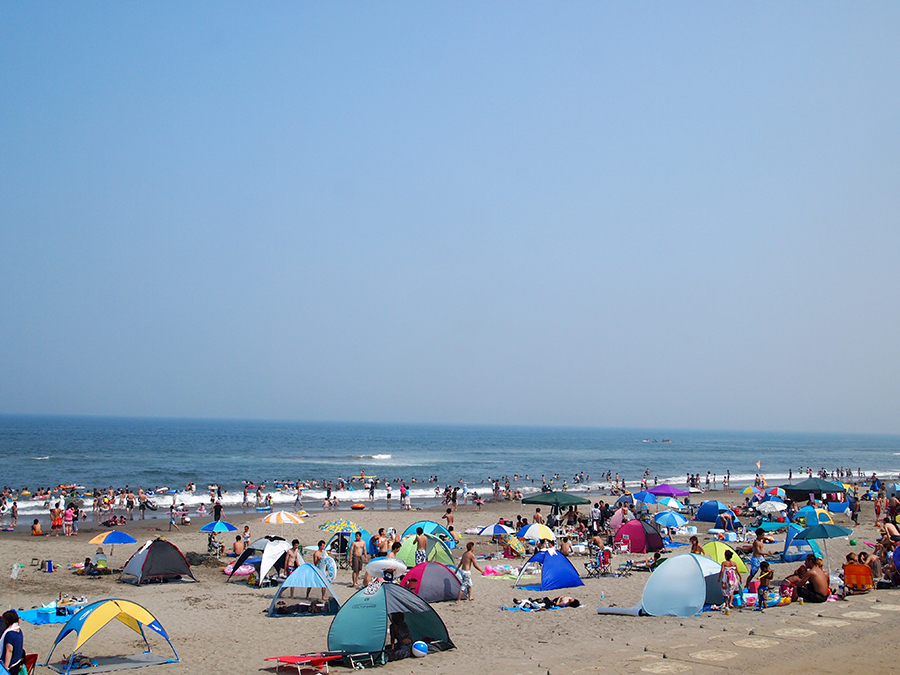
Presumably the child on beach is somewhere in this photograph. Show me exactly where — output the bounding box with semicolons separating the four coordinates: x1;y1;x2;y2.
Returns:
756;561;773;611
719;550;742;613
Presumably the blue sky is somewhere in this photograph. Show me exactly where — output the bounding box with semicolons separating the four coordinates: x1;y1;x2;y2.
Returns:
2;4;899;433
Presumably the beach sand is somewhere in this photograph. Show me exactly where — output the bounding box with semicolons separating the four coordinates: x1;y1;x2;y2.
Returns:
5;489;894;675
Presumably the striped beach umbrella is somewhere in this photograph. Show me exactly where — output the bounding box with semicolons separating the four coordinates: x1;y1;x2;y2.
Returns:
657;496;684;510
263;510;305;537
319;518;359;533
516;523;556;541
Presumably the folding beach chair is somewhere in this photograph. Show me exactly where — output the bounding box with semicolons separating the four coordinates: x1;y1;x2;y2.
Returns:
584;548;612;578
843;564;874;596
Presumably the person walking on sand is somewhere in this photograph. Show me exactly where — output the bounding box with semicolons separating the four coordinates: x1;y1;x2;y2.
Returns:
456;541;483;603
349;532;367;588
719;549;741;613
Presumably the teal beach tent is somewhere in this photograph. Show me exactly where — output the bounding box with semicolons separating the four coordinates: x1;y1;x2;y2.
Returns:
401;521;457;548
782;523;824;562
327;582;454;658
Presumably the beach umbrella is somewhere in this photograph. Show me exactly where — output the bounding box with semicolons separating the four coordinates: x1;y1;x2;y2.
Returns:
200;520;237;532
796;523;853;578
633;491;657;505
521;492;591;508
88;530;138;570
319;518;359;533
499;533;526;557
757;501;787;514
657;496;684;510
478;524;515;553
263;510;305;537
516;523;556;541
654;510;688;529
741;486;762;495
648;484;690;498
765;487;786;498
477;524;515;537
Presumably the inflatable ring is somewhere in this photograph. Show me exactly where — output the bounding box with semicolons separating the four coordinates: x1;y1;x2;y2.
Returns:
366;556;407;578
320;555;337;582
351;504;365;510
223;562;254;576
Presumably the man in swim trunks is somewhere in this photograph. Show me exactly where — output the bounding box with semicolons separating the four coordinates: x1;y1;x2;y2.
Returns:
414;528;427;566
284;540;301;597
350;532;367;588
792;554;830;603
456;541;483;603
745;528;767;586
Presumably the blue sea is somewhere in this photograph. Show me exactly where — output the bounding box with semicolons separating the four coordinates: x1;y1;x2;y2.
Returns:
1;415;899;516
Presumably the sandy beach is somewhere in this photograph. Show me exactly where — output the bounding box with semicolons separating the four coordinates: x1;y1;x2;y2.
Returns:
4;488;895;675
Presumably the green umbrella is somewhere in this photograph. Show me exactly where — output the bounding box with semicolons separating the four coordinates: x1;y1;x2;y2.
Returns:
779;478;847;496
796;523;853;579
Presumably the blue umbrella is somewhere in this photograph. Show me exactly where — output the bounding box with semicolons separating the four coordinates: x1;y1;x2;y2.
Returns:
477;524;515;536
89;530;138;545
654;510;688;529
633;491;657;505
200;520;237;533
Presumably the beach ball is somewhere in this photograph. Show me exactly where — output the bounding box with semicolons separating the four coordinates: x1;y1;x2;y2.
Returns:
849;539;857;546
412;642;428;658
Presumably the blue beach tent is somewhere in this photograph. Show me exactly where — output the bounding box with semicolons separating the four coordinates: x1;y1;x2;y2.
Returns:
327;581;454;658
782;523;824;562
695;500;729;522
640;554;725;617
514;549;584;592
267;563;341;617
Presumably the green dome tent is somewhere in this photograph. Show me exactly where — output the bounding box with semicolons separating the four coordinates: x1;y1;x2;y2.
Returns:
327;581;454;660
396;533;454;567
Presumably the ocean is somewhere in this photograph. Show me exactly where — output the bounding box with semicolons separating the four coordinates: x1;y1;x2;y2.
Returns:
1;415;898;516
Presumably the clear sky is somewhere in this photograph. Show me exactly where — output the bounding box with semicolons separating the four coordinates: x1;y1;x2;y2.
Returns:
2;4;899;433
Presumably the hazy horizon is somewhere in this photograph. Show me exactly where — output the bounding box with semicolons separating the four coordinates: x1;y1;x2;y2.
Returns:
2;5;899;434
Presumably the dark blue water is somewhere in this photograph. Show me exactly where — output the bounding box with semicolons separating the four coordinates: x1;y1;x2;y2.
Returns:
1;415;898;515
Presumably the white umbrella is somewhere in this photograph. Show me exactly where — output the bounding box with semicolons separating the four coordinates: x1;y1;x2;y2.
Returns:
757;501;787;514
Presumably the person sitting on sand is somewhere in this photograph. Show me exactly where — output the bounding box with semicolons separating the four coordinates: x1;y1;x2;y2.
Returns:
559;537;573;556
232;536;245;557
791;554;830;603
689;535;704;555
385;612;412;661
31;519;42;536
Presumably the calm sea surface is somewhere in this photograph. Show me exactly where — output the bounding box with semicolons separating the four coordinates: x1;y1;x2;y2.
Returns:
1;415;898;515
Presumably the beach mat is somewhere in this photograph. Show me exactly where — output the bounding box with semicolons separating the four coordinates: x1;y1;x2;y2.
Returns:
48;652;171;673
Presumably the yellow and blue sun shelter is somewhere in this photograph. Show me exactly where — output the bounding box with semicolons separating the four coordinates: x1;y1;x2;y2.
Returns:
43;599;178;675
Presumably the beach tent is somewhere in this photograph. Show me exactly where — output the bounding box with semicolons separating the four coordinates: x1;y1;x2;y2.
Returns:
42;599;179;675
401;521;457;549
119;539;196;585
641;554;725;617
701;541;748;574
267;563;341;617
695;501;729;522
514;549;584;592
782;523;824;563
327;581;454;658
229;535;291;585
614;520;665;554
401;562;462;603
397;533;455;567
796;506;834;526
